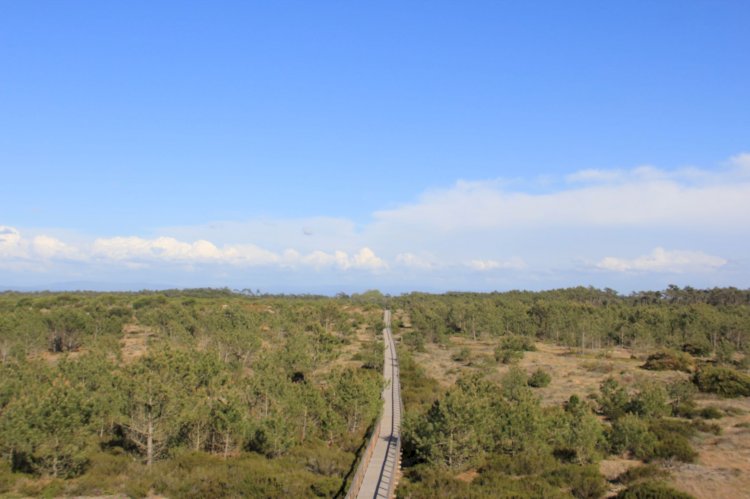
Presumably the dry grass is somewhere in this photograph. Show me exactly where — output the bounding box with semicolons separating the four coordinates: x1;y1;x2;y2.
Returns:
667;396;750;499
455;469;479;483
120;323;154;363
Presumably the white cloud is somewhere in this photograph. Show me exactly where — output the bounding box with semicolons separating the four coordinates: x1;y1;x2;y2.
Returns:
395;252;438;269
89;234;387;271
0;227;388;274
91;236;280;266
467;258;526;271
31;235;83;260
295;247;387;271
596;247;727;273
0;226;23;257
373;159;750;232
566;169;626;184
351;247;388;270
730;153;750;175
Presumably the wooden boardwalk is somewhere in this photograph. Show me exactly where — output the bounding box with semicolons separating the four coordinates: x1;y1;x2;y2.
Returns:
348;310;402;499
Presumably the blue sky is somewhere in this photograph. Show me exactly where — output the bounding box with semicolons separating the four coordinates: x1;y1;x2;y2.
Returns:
1;1;749;293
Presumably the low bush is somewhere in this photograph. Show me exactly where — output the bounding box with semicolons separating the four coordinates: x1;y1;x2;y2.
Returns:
608;416;698;463
616;481;695;499
649;419;696;439
545;464;607;499
649;420;698;463
597;377;630;420
476;471;569;499
642;350;693;373
396;465;475;499
483;445;557;476
628;382;670;418
667;380;697;418
690;420;722;435
500;335;536;352
452;347;471;363
651;432;697;463
495;347;523;364
682;340;712;358
528;368;552;388
608;415;657;459
494;335;536;364
693;365;750;398
616;464;669;485
697;406;723;419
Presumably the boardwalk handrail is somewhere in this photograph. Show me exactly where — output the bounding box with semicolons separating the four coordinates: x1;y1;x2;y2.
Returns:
345;410;383;499
385;335;403;499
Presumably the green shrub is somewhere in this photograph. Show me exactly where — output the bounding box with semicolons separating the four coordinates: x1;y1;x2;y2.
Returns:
649;419;696;439
500;335;537;352
403;330;426;352
671;403;697;418
642;350;694;373
697;406;723;419
477;471;570;499
649;420;698;463
483;444;557;476
528;368;552;388
682;340;712;358
651;432;697;462
545;464;607;499
17;478;65;498
616;464;669;485
597;377;630;420
616;481;695;499
715;341;735;365
667;380;697;417
693;365;750;398
608;415;657;459
495;346;523;364
452;347;471;363
628;382;670;418
690;420;722;435
493;335;536;364
397;466;473;498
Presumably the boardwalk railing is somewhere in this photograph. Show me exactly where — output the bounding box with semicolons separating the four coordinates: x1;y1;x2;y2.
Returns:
344;411;383;499
384;335;403;499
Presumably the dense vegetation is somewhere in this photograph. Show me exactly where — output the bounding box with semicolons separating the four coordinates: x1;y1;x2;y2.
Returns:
0;290;385;497
394;286;750;499
395;286;750;356
1;285;748;498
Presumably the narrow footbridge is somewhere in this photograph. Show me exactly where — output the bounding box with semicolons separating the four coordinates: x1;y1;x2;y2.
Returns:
346;309;403;499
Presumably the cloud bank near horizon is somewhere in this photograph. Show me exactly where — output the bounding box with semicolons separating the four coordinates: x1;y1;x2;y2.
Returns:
2;154;748;291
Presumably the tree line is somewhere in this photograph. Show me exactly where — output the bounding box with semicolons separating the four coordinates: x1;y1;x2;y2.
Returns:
395;286;750;356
